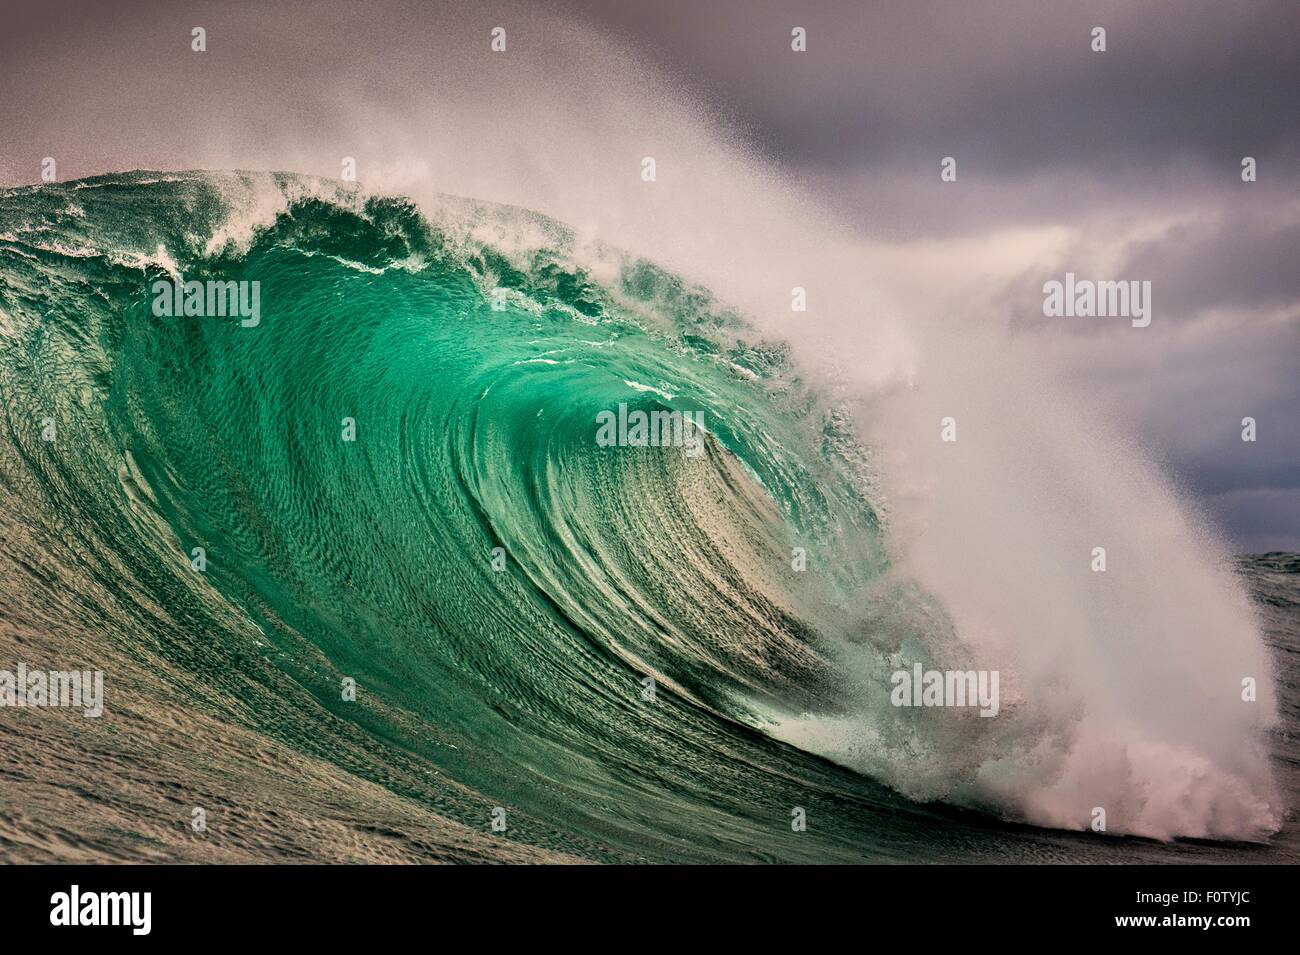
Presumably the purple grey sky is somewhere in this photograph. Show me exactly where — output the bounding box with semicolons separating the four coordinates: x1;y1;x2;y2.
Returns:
2;0;1297;550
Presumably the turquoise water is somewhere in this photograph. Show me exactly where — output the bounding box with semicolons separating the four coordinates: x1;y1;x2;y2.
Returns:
0;172;1294;862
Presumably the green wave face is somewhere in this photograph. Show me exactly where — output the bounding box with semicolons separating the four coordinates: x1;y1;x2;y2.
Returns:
4;172;943;862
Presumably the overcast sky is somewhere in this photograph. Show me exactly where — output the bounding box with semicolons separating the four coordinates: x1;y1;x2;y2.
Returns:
2;0;1296;550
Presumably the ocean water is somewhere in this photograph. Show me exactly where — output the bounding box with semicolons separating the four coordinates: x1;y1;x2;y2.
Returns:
0;171;1294;863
